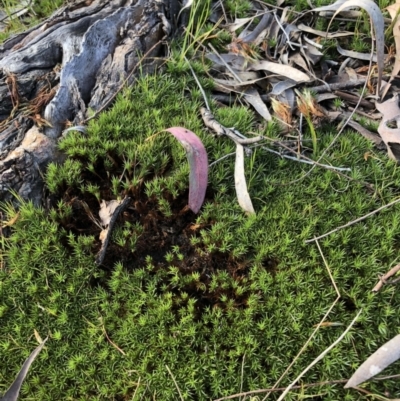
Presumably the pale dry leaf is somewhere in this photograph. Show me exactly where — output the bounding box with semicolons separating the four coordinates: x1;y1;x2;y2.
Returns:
270;79;297;96
376;96;400;159
243;87;272;121
249;60;311;82
225;17;253;33
177;0;194;21
298;23;354;38
234;144;255;215
99;199;122;227
227;71;259;82
0;338;48;401
289;52;310;72
33;329;43;344
313;0;385;95
381;0;400;98
99;229;108;244
1;211;20;228
345;334;400;388
337;43;381;62
304;43;324;65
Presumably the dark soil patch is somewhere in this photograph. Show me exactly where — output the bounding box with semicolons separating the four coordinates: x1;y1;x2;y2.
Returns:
51;177;269;314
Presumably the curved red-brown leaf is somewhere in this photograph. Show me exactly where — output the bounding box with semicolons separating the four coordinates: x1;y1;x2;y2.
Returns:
164;127;208;213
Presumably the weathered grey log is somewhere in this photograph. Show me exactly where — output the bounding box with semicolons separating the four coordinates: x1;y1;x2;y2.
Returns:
0;0;178;205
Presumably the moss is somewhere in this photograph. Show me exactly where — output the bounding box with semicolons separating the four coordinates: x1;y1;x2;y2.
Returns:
0;0;65;42
0;69;400;400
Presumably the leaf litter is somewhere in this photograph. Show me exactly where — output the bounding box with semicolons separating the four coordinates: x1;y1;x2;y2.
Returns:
195;0;400;217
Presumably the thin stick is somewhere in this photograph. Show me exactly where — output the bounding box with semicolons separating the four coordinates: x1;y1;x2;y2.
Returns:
166;365;185;401
130;377;141;401
214;379;348;401
315;239;340;297
102;323;126;355
276;309;362;401
306;197;400;243
262;239;340;401
372;262;400;292
273;11;295;50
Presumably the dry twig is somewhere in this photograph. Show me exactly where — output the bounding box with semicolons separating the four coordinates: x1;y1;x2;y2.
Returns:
306;197;400;244
372;262;400;292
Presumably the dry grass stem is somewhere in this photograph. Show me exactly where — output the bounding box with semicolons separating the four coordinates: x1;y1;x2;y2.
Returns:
306;197;400;243
276;309;362;401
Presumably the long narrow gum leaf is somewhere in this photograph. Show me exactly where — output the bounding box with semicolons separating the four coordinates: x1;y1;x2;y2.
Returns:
313;0;385;95
164;127;208;213
234;143;255;214
1;338;48;401
345;334;400;388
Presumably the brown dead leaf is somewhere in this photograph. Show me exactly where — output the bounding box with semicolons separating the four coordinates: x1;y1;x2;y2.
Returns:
271;98;292;125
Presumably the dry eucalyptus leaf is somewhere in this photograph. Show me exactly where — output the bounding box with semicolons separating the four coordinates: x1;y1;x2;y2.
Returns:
206;53;247;71
250;60;311;82
99;199;122;227
336;43;381;62
0;338;47;401
345;334;400;388
298;23;354;38
243;87;272;121
225;17;253;33
381;0;400;98
270;79;298;96
313;0;385;95
234;144;255;215
289;52;310;73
